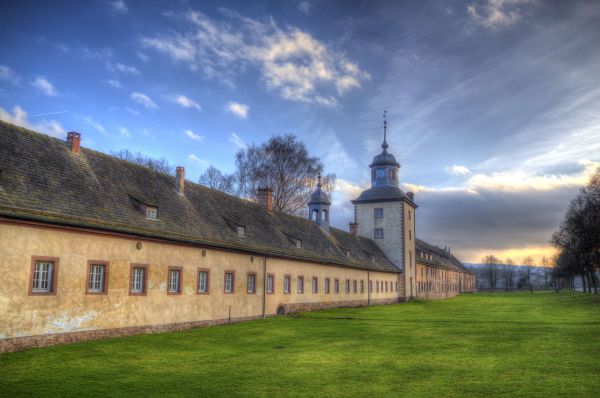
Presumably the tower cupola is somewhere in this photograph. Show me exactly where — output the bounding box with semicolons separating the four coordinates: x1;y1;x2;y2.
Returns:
308;174;331;231
369;111;400;188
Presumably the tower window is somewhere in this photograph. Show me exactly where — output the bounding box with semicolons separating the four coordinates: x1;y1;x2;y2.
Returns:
321;209;328;221
374;208;383;218
312;209;319;221
374;228;384;239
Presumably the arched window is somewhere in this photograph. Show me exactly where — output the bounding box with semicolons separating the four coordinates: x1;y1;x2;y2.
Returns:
312;209;319;221
321;209;328;221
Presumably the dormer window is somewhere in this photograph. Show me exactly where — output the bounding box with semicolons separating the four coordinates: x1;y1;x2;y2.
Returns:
295;239;302;249
146;206;158;220
286;234;302;248
236;225;246;237
346;250;351;257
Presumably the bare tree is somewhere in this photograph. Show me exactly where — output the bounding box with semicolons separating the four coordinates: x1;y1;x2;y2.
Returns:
199;165;236;194
502;258;515;291
552;167;600;293
112;149;173;175
482;255;500;290
235;134;335;215
522;256;535;293
541;256;550;289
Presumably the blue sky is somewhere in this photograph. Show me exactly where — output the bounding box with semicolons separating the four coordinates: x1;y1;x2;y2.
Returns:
1;0;600;263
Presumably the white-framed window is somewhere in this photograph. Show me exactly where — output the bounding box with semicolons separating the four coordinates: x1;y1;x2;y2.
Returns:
334;279;339;294
325;278;330;294
32;261;54;293
267;274;274;294
374;208;384;218
88;264;106;293
360;280;364;294
284;275;291;294
224;271;235;293
312;277;318;294
237;225;246;237
247;273;256;294
297;276;304;294
345;279;350;294
168;268;181;294
146;206;158;220
374;228;384;239
353;280;357;293
198;270;209;293
131;267;146;294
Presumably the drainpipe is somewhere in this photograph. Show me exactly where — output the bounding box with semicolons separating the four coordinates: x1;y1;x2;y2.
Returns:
263;257;267;318
367;271;371;306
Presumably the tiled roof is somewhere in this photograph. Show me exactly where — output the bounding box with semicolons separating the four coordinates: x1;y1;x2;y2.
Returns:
0;121;399;273
415;238;467;272
352;185;416;205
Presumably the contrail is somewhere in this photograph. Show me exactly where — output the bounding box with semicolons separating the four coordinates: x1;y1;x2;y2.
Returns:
29;111;69;118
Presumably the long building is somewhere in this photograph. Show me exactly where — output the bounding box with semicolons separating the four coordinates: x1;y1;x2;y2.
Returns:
0;119;475;352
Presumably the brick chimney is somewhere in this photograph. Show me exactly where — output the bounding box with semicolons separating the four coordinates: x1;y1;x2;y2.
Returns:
175;166;185;195
67;132;81;154
349;222;359;237
257;187;273;212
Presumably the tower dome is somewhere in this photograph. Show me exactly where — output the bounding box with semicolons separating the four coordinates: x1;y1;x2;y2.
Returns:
308;175;330;231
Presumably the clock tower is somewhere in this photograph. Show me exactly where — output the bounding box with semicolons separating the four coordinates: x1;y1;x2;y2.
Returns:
351;112;417;299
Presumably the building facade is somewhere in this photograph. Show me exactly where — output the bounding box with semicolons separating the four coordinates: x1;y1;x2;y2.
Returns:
0;119;474;352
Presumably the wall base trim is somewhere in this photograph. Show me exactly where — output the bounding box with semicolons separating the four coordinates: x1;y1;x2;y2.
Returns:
1;298;403;353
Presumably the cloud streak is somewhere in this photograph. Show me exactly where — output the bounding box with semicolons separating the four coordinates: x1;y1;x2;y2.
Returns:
32;77;57;96
130;92;158;109
142;9;369;104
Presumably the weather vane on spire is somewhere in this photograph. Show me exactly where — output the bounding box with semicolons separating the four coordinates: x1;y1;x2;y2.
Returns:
317;173;322;189
382;110;389;150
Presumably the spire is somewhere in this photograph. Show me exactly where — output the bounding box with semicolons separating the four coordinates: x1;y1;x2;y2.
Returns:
382;110;388;151
317;173;322;189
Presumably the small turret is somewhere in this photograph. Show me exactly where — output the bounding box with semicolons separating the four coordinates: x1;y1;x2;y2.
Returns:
308;174;331;232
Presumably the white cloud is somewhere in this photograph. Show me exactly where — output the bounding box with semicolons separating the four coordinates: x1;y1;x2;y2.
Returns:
137;53;150;63
188;153;208;166
109;62;139;75
105;79;122;89
141;10;369;104
0;105;66;138
130;92;158;109
407;160;599;194
166;94;201;111
109;0;128;14
0;65;20;84
119;127;131;137
298;1;312;15
446;165;472;176
229;132;246;150
467;0;535;30
83;116;106;133
32;77;57;96
183;129;203;141
226;102;249;119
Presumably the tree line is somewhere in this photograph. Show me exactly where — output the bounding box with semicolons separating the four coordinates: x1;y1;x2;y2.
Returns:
114;134;335;216
551;168;600;293
475;255;554;292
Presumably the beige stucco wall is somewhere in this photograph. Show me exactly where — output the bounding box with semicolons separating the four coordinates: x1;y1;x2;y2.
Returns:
0;222;402;340
414;262;475;299
403;202;416;298
355;201;404;268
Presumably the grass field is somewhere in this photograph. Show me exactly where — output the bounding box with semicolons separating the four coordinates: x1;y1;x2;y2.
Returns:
1;292;599;397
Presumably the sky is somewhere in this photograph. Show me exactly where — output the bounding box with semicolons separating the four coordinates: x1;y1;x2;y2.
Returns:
1;0;599;264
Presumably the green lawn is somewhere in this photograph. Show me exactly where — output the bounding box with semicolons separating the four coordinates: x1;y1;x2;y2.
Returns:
1;292;599;397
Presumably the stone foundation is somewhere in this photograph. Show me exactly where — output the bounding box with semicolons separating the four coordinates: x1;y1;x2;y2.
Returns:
277;297;401;315
1;299;404;353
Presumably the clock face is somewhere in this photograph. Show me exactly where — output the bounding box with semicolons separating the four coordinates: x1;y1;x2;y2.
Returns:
376;168;386;178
